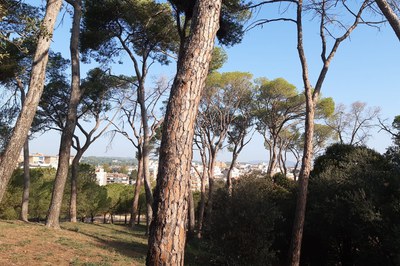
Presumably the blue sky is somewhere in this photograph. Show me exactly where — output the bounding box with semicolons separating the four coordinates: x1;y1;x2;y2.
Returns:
29;1;400;162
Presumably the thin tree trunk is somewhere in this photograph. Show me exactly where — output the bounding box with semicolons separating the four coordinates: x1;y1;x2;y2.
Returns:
142;153;153;235
20;138;30;222
137;204;141;225
137;80;154;235
288;1;315;263
187;182;195;238
0;0;63;203
227;148;239;195
288;97;315;266
46;0;82;228
267;141;277;176
206;153;217;221
130;156;143;227
69;154;81;223
146;0;222;264
196;169;207;238
375;0;400;41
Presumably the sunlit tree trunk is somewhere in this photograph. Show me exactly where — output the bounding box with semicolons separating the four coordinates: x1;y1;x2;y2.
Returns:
130;155;143;227
69;152;82;223
20;139;30;222
0;0;63;203
146;0;222;264
46;0;82;228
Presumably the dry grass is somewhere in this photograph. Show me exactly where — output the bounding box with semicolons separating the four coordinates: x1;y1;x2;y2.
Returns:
0;220;148;266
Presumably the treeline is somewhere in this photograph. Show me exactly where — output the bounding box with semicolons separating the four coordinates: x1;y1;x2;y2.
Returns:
0;164;145;224
191;143;400;265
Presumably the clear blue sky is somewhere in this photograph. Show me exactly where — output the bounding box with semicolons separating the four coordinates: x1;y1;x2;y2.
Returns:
29;2;400;162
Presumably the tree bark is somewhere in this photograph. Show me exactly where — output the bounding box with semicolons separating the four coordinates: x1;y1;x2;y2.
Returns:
288;94;315;266
375;0;400;41
226;152;237;196
20;138;30;222
69;153;81;223
146;0;222;264
187;182;195;238
196;167;208;238
130;155;143;227
46;0;82;229
0;0;63;203
205;151;217;221
288;0;316;264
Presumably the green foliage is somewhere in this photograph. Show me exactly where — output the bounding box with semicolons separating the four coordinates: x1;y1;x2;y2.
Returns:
169;0;251;46
209;47;228;73
0;168;56;220
104;183;133;215
81;0;178;64
0;165;111;222
0;0;42;62
302;144;400;265
204;173;296;265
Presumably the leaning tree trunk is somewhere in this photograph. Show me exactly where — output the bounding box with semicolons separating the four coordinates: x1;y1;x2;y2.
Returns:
130;156;143;227
375;0;400;41
146;0;222;264
46;0;82;229
20;138;30;222
0;0;63;203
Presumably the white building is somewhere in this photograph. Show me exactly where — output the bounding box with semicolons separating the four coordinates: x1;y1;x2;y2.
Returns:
95;167;107;186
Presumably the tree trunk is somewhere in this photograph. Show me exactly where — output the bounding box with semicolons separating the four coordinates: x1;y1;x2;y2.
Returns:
196;169;208;238
288;1;315;261
146;0;222;264
69;154;81;223
143;153;153;235
227;149;239;196
137;204;141;225
205;153;217;221
187;182;195;238
288;97;315;266
46;0;82;229
375;0;400;41
0;0;63;203
130;156;143;227
138;80;154;235
267;141;278;176
20;138;30;222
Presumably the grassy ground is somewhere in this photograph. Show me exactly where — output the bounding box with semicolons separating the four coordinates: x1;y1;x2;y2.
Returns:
0;220;148;266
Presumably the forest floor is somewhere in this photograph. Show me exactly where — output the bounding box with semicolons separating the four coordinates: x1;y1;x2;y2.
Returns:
0;220;148;265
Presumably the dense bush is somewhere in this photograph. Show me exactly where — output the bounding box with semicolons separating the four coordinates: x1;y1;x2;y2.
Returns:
204;172;296;265
302;144;400;266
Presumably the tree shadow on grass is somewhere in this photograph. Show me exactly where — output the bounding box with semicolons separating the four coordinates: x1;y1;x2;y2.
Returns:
62;223;148;261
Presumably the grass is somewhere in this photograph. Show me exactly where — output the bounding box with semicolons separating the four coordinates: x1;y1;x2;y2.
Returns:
0;220;147;265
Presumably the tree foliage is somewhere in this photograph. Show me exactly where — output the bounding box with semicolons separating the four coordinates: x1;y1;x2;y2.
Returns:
302;144;400;265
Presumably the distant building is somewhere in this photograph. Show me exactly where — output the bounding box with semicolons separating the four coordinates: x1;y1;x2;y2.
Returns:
18;152;74;169
106;172;130;185
95;167;107;186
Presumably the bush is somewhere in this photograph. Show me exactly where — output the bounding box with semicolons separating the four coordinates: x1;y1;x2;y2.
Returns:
204;172;296;265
